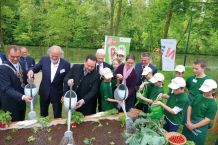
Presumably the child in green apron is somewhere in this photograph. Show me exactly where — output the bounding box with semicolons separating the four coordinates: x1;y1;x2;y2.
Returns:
153;77;189;132
182;79;217;145
186;60;210;103
135;67;153;112
136;73;164;113
100;67;115;111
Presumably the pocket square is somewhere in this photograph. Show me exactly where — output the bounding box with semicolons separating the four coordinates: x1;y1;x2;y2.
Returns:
60;69;65;74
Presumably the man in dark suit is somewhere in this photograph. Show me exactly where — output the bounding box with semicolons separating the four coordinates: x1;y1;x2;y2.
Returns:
64;55;100;115
0;52;7;64
0;45;32;121
95;49;112;111
20;47;35;71
135;52;157;90
28;45;70;118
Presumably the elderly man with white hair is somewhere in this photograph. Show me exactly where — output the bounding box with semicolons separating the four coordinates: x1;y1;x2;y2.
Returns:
95;48;113;111
28;45;70;118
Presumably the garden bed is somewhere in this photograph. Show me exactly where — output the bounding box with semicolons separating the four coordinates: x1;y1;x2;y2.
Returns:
0;119;126;145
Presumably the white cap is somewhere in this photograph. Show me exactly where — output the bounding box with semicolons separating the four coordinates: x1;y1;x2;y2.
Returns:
142;67;152;76
199;79;217;92
168;77;186;90
117;50;125;56
175;65;185;73
149;73;164;83
100;67;113;79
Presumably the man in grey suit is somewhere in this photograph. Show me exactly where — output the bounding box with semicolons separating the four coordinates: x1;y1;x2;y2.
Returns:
64;55;100;115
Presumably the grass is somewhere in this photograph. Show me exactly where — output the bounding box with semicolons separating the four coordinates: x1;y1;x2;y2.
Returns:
24;46;218;144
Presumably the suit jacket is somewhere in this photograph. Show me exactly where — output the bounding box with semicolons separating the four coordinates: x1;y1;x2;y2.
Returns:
20;56;35;71
32;56;70;103
135;63;157;90
0;52;7;64
64;64;100;115
0;60;26;118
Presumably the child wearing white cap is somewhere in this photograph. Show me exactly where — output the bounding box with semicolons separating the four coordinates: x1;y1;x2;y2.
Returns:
136;73;164;111
153;77;189;132
182;79;217;145
135;67;153;112
175;65;185;77
99;67;115;111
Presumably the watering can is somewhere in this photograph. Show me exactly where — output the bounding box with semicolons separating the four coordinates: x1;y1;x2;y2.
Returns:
63;89;78;110
114;84;129;101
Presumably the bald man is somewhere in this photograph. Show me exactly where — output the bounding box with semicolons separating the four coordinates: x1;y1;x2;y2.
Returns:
28;45;70;118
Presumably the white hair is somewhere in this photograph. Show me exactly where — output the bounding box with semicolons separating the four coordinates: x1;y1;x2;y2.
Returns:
96;48;105;55
47;45;64;58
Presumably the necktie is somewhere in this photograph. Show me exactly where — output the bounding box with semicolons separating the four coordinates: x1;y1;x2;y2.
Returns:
24;58;28;71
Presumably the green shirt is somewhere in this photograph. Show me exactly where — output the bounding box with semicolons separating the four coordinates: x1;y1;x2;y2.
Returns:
146;83;164;101
186;75;210;102
100;82;114;111
164;92;189;124
191;94;217;123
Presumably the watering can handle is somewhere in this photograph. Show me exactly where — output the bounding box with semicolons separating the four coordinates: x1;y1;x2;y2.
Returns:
69;84;73;110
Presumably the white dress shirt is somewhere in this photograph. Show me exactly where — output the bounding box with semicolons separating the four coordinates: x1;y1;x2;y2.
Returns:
0;58;2;65
51;61;60;82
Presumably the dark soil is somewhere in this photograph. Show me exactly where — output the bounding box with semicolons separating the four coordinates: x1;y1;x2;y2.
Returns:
0;120;126;145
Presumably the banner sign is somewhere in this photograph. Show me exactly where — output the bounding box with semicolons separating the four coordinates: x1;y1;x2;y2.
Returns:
161;39;177;71
104;35;131;64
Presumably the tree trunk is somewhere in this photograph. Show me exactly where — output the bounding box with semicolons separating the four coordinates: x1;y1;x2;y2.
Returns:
163;1;173;38
114;0;122;36
109;0;115;36
0;1;4;51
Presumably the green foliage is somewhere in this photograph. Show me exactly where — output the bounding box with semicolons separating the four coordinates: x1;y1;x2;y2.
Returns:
71;111;84;124
83;137;96;145
27;135;36;142
4;134;12;141
125;117;166;145
185;141;196;145
103;108;119;116
38;116;51;128
117;115;125;127
0;110;12;124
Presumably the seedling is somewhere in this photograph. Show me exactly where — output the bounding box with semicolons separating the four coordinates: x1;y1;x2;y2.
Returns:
4;135;12;141
38;116;51;128
109;141;115;145
46;128;52;133
107;131;112;135
117;115;125;127
12;128;18;133
92;122;103;132
27;135;36;142
83;137;95;145
32;127;39;133
106;122;109;126
48;136;52;142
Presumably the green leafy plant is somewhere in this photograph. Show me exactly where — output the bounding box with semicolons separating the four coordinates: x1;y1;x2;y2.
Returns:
185;141;195;145
46;128;52;133
71;111;84;124
27;135;36;142
38;116;51;128
117;115;125;127
83;137;95;145
32;127;39;133
48;136;52;142
103;109;118;116
0;110;12;124
4;135;12;141
125;117;167;145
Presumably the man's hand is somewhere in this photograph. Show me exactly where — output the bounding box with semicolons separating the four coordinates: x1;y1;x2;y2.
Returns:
61;96;64;103
67;79;74;87
153;101;162;106
23;96;32;103
27;70;34;79
76;99;85;109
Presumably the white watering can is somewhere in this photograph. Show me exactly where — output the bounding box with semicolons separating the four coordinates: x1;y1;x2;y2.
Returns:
63;88;78;110
114;84;129;101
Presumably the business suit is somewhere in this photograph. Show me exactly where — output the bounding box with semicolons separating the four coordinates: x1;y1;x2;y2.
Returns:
20;56;35;71
64;64;100;115
96;62;113;112
0;60;27;121
32;56;70;118
0;52;7;64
